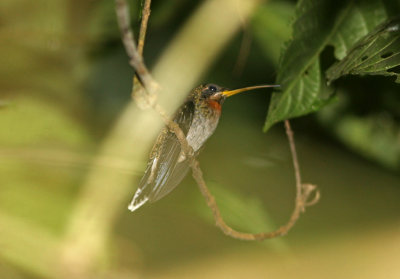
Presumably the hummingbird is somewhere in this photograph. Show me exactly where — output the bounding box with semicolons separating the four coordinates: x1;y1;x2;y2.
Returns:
128;83;279;212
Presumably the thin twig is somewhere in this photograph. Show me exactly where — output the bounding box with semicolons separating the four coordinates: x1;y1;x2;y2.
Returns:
115;0;319;241
191;121;319;240
115;0;191;154
285;120;302;199
132;0;153;107
115;0;156;93
137;0;152;56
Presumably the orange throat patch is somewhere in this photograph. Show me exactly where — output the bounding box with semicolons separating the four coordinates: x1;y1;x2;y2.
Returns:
207;100;222;112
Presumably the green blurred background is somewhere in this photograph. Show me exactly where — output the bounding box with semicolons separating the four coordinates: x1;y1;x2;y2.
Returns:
0;0;399;278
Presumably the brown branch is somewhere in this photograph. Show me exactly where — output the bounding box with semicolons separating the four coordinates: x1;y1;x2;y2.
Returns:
137;0;152;56
285;120;303;199
115;0;156;93
115;0;319;241
191;121;319;241
114;0;191;154
132;0;151;105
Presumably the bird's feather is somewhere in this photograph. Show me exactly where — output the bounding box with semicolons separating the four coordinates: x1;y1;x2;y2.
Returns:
128;101;195;211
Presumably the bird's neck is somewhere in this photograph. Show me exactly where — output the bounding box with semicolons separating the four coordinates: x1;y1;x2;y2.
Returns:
206;99;222;112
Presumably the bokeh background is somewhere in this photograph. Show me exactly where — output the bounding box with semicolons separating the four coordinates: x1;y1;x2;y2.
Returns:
1;0;399;278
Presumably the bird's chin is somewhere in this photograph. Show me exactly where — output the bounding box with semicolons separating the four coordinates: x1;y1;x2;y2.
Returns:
210;93;226;104
219;96;227;105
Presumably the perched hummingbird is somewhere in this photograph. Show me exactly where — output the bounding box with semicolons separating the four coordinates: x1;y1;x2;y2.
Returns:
128;83;278;212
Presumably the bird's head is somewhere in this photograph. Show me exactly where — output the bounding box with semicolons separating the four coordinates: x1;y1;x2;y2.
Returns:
191;83;279;112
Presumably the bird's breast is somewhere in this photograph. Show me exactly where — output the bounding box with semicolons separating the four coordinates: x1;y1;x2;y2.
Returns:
185;109;220;152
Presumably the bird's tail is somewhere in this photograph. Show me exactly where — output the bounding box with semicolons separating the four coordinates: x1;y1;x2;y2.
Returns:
128;186;149;212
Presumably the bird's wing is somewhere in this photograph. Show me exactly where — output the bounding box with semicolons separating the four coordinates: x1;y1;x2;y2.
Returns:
128;101;195;212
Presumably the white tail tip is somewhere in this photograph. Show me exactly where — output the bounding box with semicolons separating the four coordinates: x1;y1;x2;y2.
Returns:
128;196;148;212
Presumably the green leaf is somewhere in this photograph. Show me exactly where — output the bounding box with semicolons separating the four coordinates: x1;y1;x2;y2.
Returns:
327;16;400;83
329;1;388;60
263;0;388;132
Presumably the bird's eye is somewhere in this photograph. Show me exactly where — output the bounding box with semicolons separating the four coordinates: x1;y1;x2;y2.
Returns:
208;85;217;92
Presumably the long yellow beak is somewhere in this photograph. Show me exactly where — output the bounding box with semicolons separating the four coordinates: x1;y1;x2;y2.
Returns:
221;84;280;97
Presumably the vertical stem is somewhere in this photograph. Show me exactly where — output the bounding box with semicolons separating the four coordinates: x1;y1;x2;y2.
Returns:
137;0;152;56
